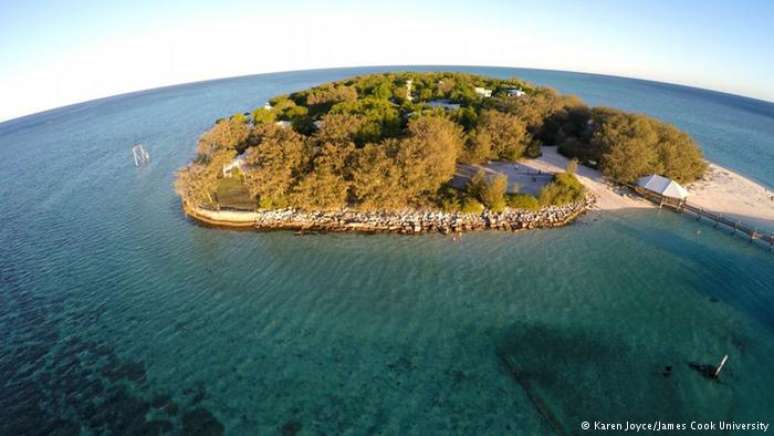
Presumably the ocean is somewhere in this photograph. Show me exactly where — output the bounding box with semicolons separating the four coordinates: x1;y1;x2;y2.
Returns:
1;66;772;435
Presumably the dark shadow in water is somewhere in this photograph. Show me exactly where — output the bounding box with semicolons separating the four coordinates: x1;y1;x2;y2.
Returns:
0;262;225;435
495;321;737;435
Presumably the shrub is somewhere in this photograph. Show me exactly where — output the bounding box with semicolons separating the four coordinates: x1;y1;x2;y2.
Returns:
566;158;578;175
524;140;542;158
479;174;508;212
539;172;585;206
466;170;508;212
507;194;540;210
461;198;485;214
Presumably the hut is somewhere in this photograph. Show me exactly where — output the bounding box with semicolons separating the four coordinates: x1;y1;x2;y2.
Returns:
636;174;688;206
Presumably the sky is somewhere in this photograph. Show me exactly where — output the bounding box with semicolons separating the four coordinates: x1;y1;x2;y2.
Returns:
1;0;773;122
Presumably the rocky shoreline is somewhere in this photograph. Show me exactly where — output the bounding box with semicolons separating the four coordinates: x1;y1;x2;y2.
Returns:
183;195;594;234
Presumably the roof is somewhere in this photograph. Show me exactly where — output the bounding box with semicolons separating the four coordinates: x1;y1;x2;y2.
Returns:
474;87;492;97
426;100;461;110
222;155;246;174
637;174;689;199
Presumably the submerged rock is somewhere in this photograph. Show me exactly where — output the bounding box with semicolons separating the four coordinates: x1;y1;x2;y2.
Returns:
182;408;224;436
281;420;302;436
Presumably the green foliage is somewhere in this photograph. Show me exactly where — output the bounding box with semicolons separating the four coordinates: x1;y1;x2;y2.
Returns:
351;141;405;210
180;72;704;214
466;170;507;212
330;97;401;144
436;184;463;212
258;195;288;210
482;174;508;212
252;107;275;124
566;158;579;175
243;124;310;203
454;107;479;131
525;140;542;158
507;193;540;210
460;198;485;214
461;130;492;164
196;115;250;156
475;110;529;161
559;108;706;183
215;176;256;210
291;142;354;210
539;172;586;206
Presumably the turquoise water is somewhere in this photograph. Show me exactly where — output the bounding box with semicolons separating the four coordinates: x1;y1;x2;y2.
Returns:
1;67;773;435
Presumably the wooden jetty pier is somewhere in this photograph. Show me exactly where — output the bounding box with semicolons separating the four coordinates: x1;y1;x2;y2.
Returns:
630;185;774;250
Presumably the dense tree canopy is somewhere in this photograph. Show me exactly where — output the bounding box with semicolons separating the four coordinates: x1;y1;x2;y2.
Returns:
176;71;705;213
558;108;707;183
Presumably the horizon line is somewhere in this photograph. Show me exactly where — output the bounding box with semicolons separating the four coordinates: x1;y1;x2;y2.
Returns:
2;64;773;127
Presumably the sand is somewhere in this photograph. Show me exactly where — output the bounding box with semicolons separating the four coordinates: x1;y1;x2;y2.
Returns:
687;164;774;231
520;146;652;210
519;146;774;231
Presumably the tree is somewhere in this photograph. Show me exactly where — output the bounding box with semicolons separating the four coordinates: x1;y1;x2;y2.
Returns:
479;174;508;212
566;158;579;175
330;97;401;144
291;142;354;210
252;107;275;124
243;124;309;207
396;115;464;201
196;114;249;157
313;113;366;145
654;123;707;183
175;148;235;207
351;141;405;210
494;87;583;143
590;111;706;184
593;112;660;183
461;130;492;164
476;110;529;161
305;84;358;106
467;170;507;211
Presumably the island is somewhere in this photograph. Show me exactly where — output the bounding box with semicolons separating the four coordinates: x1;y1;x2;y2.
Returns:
175;72;710;233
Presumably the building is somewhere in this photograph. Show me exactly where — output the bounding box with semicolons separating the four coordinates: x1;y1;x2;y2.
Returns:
474;87;492;98
405;79;413;102
636;174;689;204
507;88;526;97
426;100;461;111
275;120;292;129
222;155;246;176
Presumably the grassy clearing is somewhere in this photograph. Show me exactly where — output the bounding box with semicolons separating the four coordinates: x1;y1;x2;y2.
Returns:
215;176;256;210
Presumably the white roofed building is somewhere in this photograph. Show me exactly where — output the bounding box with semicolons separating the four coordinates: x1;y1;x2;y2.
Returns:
474;87;492;98
636;174;689;201
507;88;526;97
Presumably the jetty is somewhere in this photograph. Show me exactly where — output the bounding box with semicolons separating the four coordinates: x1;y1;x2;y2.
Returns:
630;181;774;249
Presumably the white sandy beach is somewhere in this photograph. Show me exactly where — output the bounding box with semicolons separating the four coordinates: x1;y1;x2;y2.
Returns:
687;164;774;231
478;146;774;231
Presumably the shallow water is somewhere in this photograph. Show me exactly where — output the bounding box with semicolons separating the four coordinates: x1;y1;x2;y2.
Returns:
1;67;773;435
